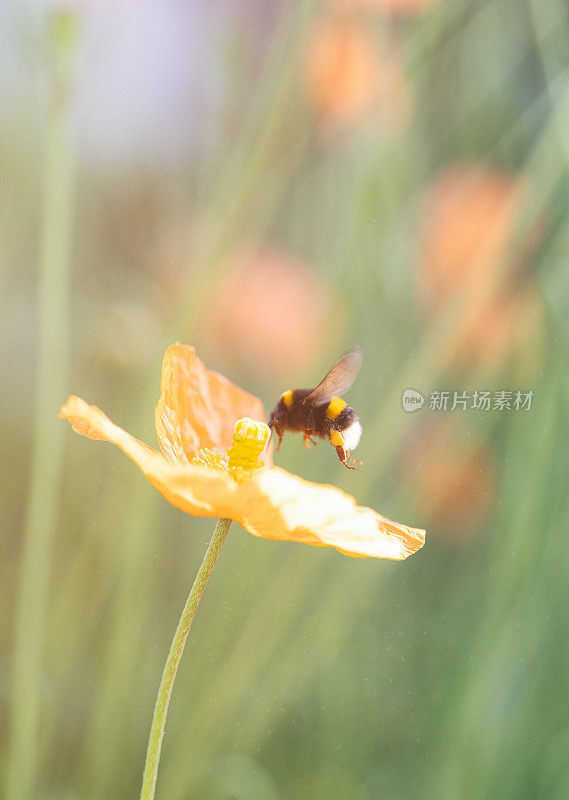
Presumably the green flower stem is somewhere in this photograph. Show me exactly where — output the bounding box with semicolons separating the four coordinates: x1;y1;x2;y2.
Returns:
7;12;78;800
139;517;232;800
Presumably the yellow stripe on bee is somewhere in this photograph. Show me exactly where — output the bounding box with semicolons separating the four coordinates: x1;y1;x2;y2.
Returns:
330;430;344;448
282;390;293;408
326;397;346;421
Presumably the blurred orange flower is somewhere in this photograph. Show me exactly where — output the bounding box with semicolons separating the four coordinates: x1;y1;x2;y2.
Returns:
59;343;425;560
205;247;330;383
405;421;495;538
329;0;441;13
304;14;412;132
451;285;546;375
418;167;522;306
418;165;546;370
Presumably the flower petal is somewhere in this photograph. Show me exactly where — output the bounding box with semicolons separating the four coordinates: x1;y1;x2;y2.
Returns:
59;395;241;517
235;467;425;559
155;343;269;464
59;396;424;559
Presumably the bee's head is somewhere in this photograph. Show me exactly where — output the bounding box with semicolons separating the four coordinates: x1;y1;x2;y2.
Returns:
268;396;287;438
268;405;281;436
268;390;295;441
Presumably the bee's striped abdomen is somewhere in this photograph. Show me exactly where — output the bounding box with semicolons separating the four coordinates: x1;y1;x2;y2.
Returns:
330;403;356;431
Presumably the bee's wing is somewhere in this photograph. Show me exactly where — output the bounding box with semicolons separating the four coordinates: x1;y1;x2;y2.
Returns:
303;347;362;406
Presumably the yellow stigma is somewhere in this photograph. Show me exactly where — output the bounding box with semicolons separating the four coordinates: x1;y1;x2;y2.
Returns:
227;417;270;479
326;397;346;421
282;390;293;408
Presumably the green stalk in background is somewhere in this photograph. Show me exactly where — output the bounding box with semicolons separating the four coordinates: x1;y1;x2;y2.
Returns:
7;12;79;800
139;517;232;800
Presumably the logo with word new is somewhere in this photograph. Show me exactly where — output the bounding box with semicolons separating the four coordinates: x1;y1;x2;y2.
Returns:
402;389;425;412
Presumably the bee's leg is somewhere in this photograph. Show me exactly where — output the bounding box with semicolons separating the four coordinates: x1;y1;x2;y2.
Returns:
336;447;357;470
303;433;317;449
330;430;357;470
276;434;284;451
346;451;363;465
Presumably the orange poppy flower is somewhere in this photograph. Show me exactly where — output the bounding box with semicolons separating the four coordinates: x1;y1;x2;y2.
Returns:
204;245;330;384
418;166;522;310
405;421;495;539
448;284;546;375
58;343;425;560
304;15;412;133
417;165;547;371
329;0;441;14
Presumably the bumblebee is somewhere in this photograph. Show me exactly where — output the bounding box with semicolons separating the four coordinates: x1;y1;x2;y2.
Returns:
268;347;363;470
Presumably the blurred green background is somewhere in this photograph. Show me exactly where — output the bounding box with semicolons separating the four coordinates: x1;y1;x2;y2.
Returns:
2;0;569;798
